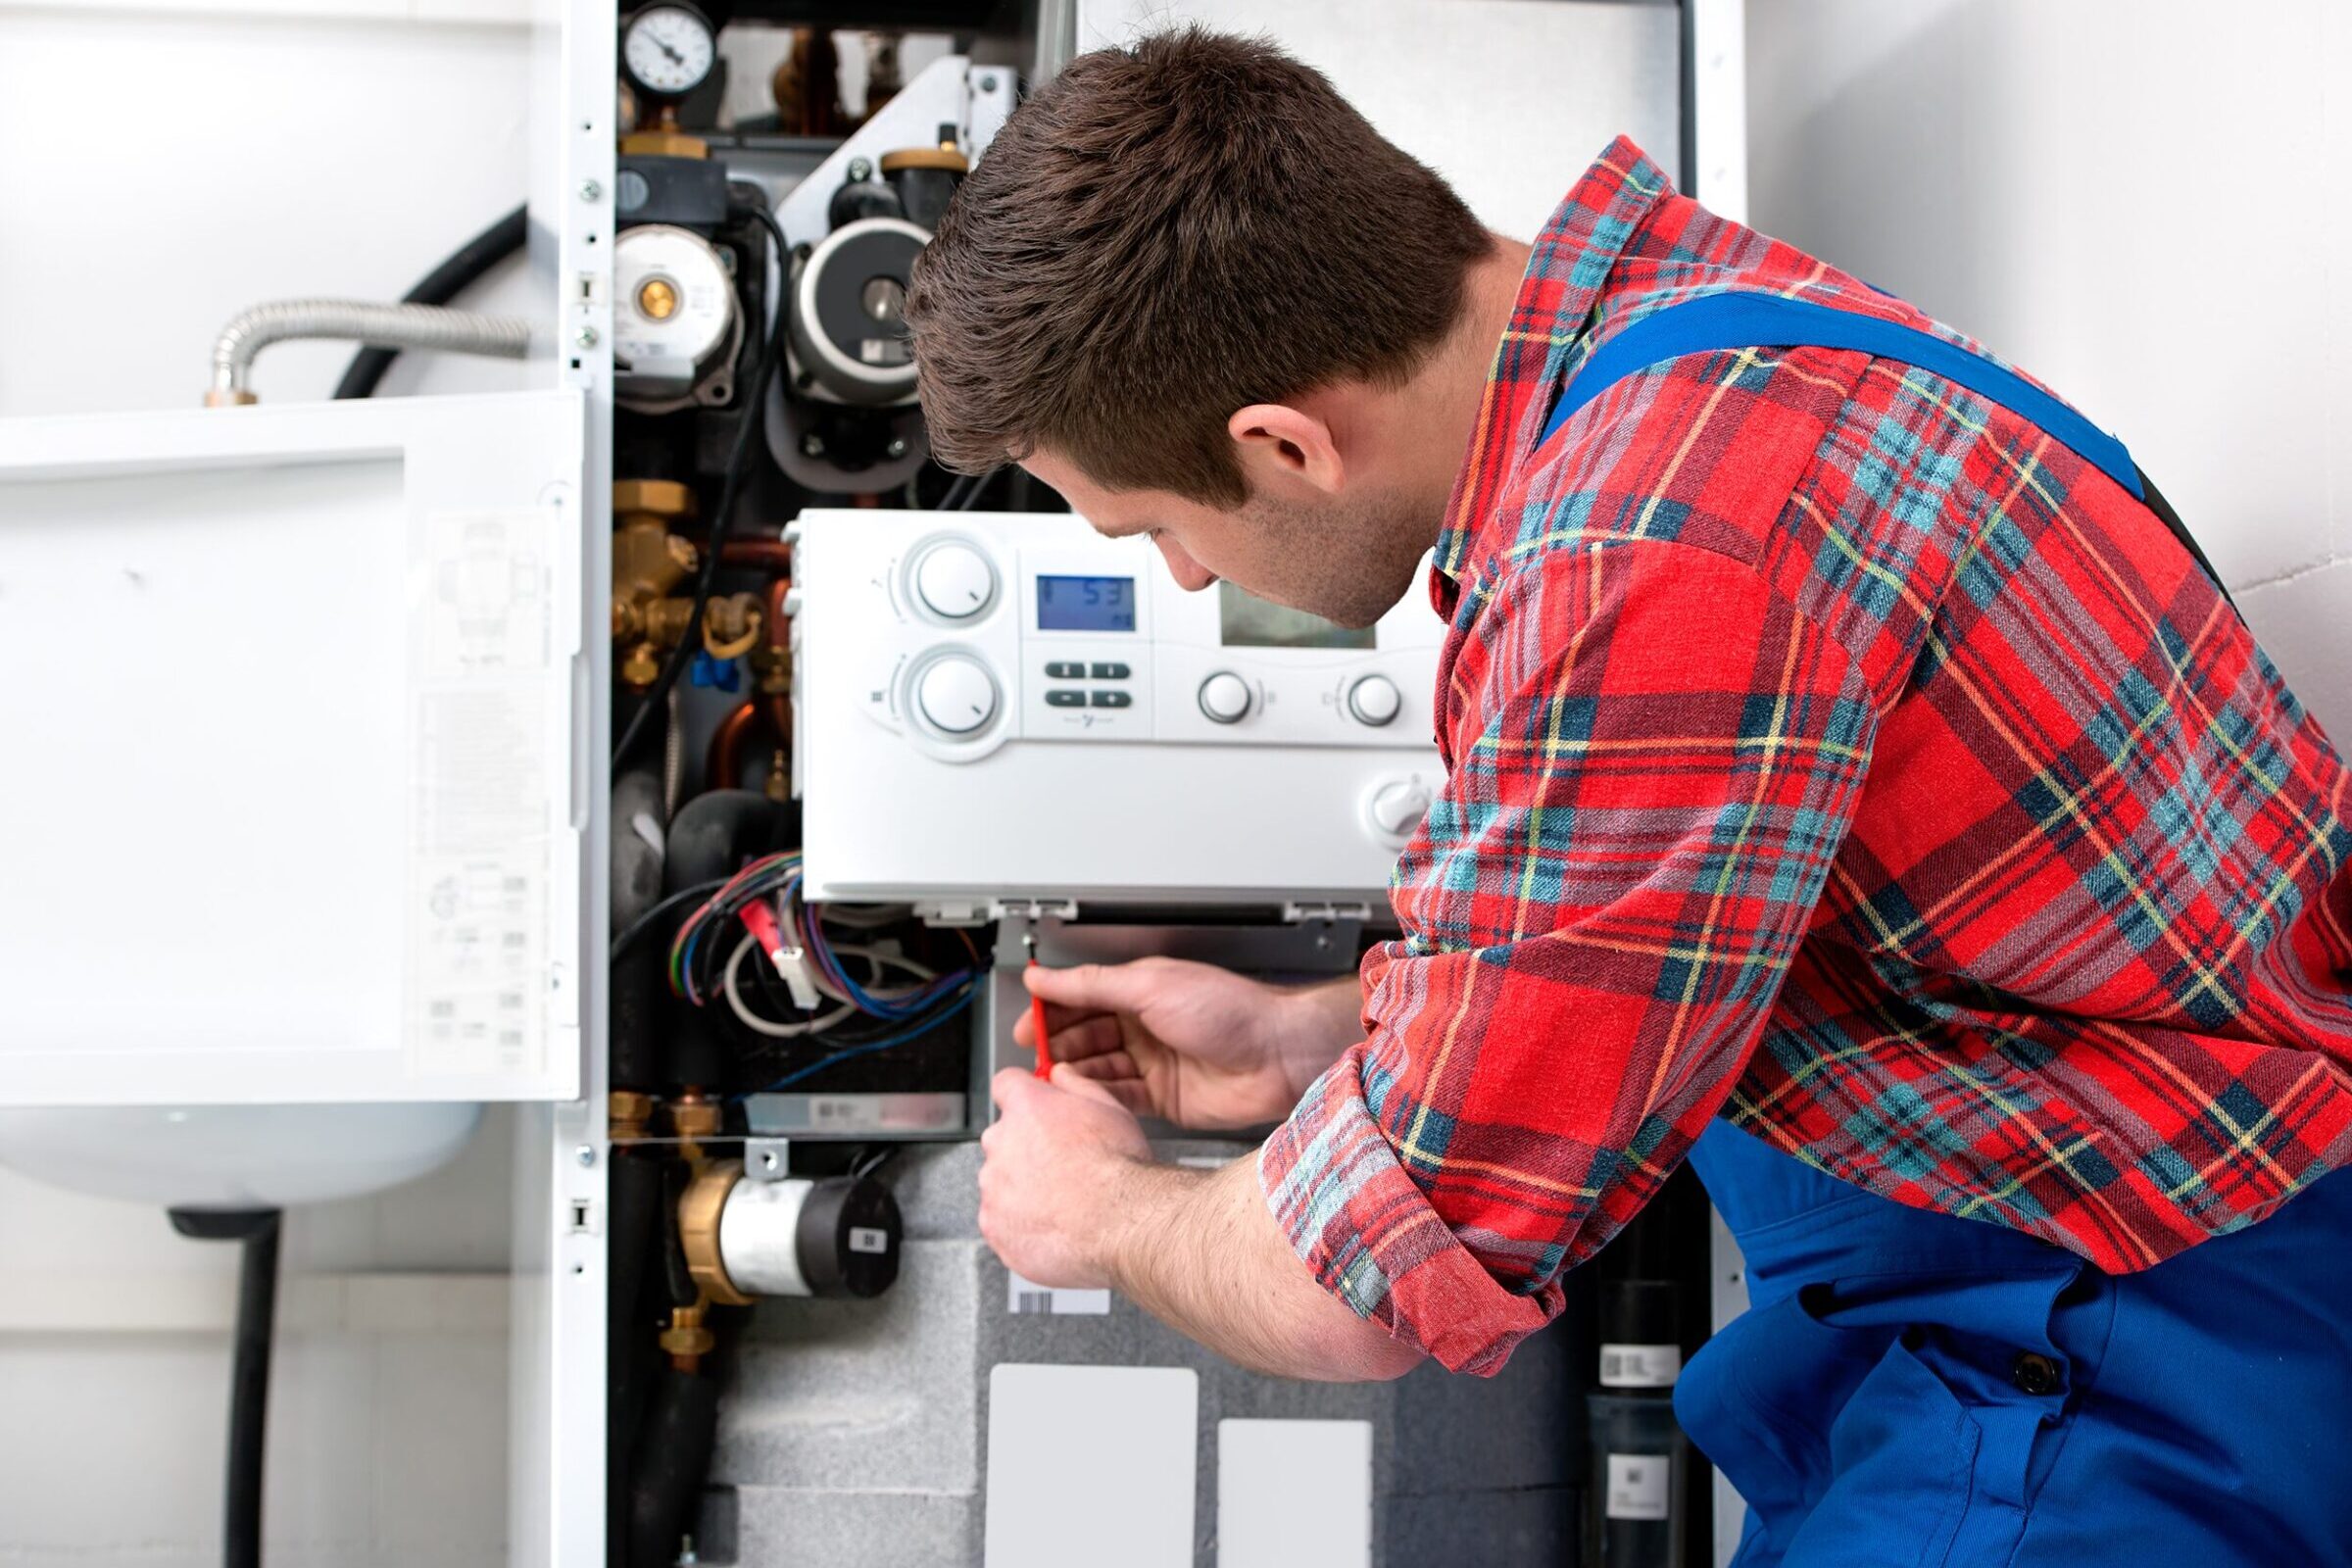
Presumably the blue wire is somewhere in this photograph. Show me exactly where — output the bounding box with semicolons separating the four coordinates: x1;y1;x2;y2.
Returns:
742;987;976;1095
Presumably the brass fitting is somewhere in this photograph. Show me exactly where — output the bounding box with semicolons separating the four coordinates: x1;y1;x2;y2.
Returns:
678;1160;753;1307
763;748;789;803
702;594;763;662
609;1090;655;1143
661;1303;716;1369
613;480;702;692
670;1091;723;1165
747;642;793;699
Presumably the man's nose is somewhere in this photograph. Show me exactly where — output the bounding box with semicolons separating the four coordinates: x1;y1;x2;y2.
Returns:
1155;534;1217;592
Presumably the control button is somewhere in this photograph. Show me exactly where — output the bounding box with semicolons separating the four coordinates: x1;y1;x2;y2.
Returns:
911;655;999;735
2011;1352;2062;1397
1090;662;1131;680
1198;671;1253;724
1044;662;1086;679
1090;690;1132;709
1362;776;1433;845
1347;673;1402;727
1045;690;1087;709
910;540;997;622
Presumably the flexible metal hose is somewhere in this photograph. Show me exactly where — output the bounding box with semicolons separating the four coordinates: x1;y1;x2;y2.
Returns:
208;300;531;403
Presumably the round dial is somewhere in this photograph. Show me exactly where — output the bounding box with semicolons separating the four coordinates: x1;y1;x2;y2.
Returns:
1198;671;1253;725
622;5;716;99
1364;777;1433;844
910;540;997;622
1347;674;1402;727
912;655;999;736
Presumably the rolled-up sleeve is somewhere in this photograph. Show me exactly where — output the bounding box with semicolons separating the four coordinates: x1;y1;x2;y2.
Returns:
1260;539;1877;1374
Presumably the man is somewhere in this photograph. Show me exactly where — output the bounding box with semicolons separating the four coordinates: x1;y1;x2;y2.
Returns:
905;28;2352;1565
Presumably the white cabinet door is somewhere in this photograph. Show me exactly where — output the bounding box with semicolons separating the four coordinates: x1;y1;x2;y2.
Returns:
0;390;589;1105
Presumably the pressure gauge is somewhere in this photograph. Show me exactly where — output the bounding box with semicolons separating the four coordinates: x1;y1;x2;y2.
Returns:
621;5;716;100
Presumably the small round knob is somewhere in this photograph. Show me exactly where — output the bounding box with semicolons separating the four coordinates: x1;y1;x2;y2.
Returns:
1364;777;1432;844
1198;671;1253;724
912;655;998;735
1347;674;1401;727
911;541;997;622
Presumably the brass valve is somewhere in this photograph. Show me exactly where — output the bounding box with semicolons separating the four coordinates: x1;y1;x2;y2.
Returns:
661;1303;716;1369
613;479;700;691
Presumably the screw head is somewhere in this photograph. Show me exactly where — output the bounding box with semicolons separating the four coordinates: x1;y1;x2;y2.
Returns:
885;436;908;459
978;73;1000;92
847;157;872;182
801;433;827;458
575;1145;597;1168
578;178;602;201
573;325;600;349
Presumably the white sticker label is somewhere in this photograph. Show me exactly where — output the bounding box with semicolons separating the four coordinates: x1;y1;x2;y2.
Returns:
407;508;555;1079
1605;1452;1671;1522
847;1226;890;1255
1598;1342;1683;1388
1006;1270;1111;1316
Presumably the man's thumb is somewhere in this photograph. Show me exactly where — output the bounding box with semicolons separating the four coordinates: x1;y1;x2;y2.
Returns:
1023;960;1145;1012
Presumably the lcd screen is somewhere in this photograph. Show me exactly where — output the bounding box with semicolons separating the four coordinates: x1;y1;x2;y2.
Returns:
1217;582;1376;650
1036;574;1137;633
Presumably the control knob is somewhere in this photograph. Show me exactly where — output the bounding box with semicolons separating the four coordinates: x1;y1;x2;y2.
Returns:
912;654;999;736
1347;674;1402;727
1362;775;1433;846
1198;670;1253;724
911;540;997;622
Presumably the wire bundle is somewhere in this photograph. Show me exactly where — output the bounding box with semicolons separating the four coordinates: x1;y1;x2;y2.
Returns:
662;852;978;1092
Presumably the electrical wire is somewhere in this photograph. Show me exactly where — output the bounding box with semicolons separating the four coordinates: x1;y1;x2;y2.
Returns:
611;875;732;961
721;933;853;1038
746;989;976;1094
611;203;794;775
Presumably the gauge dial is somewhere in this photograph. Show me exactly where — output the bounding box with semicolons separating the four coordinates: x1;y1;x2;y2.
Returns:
622;5;716;99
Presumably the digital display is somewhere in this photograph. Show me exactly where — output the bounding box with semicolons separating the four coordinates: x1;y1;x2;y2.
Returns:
1218;582;1376;650
1036;574;1137;633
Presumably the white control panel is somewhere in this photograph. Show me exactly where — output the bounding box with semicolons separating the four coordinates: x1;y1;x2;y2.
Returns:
790;511;1446;907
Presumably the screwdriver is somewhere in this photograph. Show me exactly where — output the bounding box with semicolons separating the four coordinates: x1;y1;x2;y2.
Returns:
1023;929;1053;1079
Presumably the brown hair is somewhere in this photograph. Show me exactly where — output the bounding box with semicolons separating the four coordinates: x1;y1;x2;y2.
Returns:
904;27;1491;506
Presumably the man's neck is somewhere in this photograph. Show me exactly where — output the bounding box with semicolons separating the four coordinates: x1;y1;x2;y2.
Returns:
1408;233;1534;520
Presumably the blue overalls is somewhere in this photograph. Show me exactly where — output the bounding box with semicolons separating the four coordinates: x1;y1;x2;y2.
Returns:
1540;295;2352;1566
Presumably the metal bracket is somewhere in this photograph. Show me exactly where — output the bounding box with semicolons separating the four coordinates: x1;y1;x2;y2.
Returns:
920;896;1078;927
745;1138;791;1182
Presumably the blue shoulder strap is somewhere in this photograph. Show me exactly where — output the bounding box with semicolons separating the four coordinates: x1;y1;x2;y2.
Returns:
1538;290;2146;503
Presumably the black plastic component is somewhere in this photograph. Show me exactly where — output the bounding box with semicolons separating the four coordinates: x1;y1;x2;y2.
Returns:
827;176;906;229
170;1208;281;1568
794;1174;903;1298
627;1369;722;1568
1599;1279;1678;1357
884;163;958;232
803;221;923;381
616;154;733;229
333;206;528;400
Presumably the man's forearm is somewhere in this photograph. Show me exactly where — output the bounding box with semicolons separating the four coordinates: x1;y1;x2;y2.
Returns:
1098;1152;1423;1383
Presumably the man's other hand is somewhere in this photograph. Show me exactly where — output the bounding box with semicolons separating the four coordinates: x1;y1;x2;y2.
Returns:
1014;956;1356;1129
979;1066;1152;1288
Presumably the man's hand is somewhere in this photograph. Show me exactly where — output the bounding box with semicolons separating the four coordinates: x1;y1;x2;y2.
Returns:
977;1066;1424;1383
1015;957;1360;1130
978;1066;1152;1288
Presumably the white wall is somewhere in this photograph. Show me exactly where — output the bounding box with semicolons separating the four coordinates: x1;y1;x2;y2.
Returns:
1746;0;2352;739
0;3;538;1563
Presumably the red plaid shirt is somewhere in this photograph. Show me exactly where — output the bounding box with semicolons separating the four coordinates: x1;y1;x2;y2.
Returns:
1259;137;2352;1374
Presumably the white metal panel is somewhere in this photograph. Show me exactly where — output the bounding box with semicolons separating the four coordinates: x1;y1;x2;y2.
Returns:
0;390;586;1105
1217;1418;1373;1568
985;1363;1199;1568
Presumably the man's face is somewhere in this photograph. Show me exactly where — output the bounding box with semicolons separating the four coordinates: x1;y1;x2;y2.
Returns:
1018;450;1427;628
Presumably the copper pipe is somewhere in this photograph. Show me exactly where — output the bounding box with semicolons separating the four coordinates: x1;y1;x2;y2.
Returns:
764;577;791;632
707;702;766;792
718;540;794;570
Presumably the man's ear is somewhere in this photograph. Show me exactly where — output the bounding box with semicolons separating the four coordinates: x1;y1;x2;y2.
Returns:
1228;403;1345;496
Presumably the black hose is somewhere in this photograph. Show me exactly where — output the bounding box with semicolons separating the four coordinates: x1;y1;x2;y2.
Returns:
662;790;798;1090
626;1368;722;1568
333;205;528;400
171;1208;283;1568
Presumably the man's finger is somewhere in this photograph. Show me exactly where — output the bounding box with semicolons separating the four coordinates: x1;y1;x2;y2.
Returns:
1051;1062;1138;1112
1061;1049;1140;1083
1024;960;1154;1014
1045;1014;1127;1063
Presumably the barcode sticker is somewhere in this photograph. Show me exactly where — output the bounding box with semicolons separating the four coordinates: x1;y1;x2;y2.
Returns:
1006;1270;1110;1316
1598;1342;1682;1388
1605;1452;1671;1521
847;1226;890;1255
